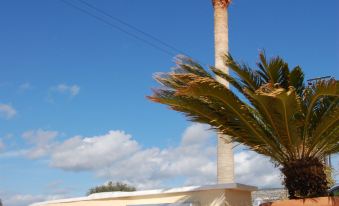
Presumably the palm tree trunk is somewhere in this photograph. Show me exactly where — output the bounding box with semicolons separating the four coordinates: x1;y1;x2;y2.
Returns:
281;158;329;198
212;0;235;184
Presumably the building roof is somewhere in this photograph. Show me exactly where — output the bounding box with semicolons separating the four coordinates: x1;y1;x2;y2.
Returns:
30;183;257;206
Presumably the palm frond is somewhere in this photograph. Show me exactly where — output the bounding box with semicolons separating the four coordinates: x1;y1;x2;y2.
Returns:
210;66;244;93
289;66;305;96
174;55;212;78
257;52;290;89
175;75;285;158
149;53;339;166
303;79;338;139
223;54;263;91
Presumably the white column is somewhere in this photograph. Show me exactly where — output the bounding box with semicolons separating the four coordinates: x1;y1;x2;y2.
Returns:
213;0;235;183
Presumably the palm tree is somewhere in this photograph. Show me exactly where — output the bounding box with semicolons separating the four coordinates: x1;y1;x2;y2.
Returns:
212;0;234;184
148;52;338;199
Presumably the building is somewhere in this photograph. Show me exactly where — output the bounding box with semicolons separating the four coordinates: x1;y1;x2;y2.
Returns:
30;183;256;206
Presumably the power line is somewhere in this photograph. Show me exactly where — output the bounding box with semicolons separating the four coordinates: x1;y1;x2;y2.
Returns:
59;0;176;57
75;0;189;56
59;0;207;65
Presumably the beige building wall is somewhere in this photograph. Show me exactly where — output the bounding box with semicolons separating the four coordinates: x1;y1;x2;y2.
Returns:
42;189;252;206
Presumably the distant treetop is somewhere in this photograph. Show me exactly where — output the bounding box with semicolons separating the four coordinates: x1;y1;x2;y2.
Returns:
87;181;136;195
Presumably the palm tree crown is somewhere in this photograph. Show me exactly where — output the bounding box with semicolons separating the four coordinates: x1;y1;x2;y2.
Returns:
149;52;338;198
212;0;231;9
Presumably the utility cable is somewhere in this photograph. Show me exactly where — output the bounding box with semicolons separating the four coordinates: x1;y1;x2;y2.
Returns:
59;0;176;57
75;0;189;56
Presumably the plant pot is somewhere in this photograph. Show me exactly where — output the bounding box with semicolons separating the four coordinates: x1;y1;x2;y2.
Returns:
260;197;339;206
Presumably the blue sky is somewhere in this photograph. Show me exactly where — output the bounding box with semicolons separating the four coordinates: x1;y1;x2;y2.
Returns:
0;0;338;205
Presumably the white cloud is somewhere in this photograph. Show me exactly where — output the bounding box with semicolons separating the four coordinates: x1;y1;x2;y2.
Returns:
0;130;58;159
235;151;282;188
3;125;284;191
4;194;47;206
22;129;59;145
0;181;71;206
48;124;283;189
52;84;80;97
51;131;139;171
1;193;65;206
0;103;17;119
0;149;29;158
22;129;59;159
18;82;33;91
50;124;217;189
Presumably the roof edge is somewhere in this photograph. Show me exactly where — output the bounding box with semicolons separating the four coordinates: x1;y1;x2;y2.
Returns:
30;183;257;206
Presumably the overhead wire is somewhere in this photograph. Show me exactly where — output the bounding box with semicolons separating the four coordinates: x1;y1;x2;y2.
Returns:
59;0;176;57
75;0;189;56
59;0;209;66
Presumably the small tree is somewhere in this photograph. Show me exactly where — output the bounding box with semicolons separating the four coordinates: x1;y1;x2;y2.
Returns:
87;182;136;195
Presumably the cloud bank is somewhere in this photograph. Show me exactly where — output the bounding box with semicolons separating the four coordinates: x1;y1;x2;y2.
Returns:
3;124;285;206
18;124;281;189
50;124;217;189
